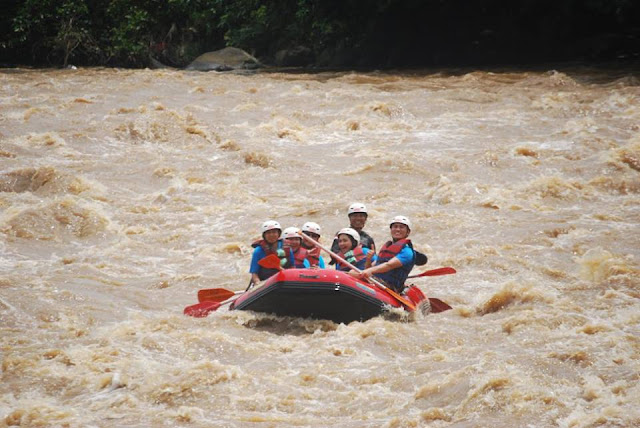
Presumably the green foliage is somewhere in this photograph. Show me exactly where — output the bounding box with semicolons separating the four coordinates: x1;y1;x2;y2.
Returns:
106;2;153;66
104;0;227;66
10;0;96;66
55;0;95;66
3;0;639;68
217;0;268;51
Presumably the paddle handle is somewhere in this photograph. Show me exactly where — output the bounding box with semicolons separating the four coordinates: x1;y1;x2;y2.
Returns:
297;232;416;311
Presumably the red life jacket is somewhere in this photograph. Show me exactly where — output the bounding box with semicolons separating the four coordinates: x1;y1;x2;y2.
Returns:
251;239;279;256
337;245;367;271
375;239;415;292
286;246;308;268
306;247;321;267
377;239;412;262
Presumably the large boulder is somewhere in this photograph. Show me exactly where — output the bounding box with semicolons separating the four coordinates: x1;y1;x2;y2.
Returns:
185;47;262;71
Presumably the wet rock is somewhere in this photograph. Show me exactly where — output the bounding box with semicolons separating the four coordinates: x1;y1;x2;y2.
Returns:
185;47;263;72
149;56;175;70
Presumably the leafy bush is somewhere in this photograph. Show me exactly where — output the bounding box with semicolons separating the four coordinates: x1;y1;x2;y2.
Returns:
2;0;639;68
10;0;97;66
106;2;153;66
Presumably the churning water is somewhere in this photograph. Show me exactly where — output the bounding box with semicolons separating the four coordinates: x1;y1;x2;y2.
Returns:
1;66;639;427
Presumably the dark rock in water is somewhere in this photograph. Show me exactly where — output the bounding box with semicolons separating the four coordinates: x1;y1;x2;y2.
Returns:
275;46;314;67
185;47;263;72
149;56;175;70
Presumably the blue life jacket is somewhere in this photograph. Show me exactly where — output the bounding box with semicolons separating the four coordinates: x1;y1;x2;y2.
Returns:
252;239;284;280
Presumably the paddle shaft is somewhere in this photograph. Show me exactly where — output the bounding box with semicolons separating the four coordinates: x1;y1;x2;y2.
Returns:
297;232;416;311
188;279;253;316
408;267;457;279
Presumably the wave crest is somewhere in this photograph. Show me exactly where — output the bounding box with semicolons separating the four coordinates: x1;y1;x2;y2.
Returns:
2;198;109;241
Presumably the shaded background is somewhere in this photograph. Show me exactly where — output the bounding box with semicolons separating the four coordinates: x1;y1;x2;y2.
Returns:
1;0;639;68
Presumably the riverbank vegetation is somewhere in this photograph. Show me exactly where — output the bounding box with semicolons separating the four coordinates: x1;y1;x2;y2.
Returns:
2;0;638;68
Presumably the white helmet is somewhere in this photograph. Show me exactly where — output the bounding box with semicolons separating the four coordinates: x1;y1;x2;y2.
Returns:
389;215;411;230
348;202;367;216
282;227;302;240
301;221;321;235
261;220;282;235
337;227;360;244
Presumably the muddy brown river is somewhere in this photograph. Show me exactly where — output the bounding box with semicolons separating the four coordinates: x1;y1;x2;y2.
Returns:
1;66;639;427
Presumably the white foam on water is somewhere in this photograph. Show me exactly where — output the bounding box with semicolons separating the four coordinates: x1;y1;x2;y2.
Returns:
0;67;638;427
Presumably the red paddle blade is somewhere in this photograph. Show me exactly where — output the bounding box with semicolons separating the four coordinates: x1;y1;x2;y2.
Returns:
409;267;457;278
428;298;452;313
183;301;221;317
198;288;235;303
258;254;282;270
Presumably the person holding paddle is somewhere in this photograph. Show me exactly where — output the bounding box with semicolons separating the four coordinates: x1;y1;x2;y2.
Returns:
249;220;286;285
301;222;326;268
330;203;427;266
334;228;375;271
358;215;416;293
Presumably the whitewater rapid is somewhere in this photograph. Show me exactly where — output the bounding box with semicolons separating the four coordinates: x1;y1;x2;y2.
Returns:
1;66;638;427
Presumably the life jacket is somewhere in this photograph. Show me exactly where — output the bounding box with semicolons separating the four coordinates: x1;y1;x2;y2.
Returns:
251;239;285;280
286;246;308;269
329;229;375;264
358;230;375;251
336;246;367;271
306;247;322;267
374;239;415;293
